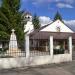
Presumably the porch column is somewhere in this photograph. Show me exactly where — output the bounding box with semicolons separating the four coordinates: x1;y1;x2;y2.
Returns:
69;36;72;60
25;34;30;58
69;36;72;54
49;36;53;57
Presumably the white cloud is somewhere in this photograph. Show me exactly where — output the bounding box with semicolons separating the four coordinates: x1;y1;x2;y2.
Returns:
66;0;74;4
64;20;75;25
39;16;52;26
64;20;75;31
56;3;73;8
55;0;74;4
32;0;48;6
39;16;75;31
21;0;74;4
21;0;28;2
31;0;74;8
32;2;38;5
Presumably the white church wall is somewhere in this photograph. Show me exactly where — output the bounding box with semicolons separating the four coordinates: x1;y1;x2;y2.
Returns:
41;20;74;33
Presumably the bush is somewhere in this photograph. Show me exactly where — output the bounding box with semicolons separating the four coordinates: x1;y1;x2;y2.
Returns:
0;47;7;54
54;49;64;54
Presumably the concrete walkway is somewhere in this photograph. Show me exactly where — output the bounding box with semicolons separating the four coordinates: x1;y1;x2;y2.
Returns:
0;61;75;75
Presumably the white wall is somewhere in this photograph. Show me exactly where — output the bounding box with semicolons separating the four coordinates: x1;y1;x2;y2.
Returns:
0;54;72;69
41;20;73;33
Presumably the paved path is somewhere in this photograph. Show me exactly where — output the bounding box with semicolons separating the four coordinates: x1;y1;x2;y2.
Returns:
0;61;75;75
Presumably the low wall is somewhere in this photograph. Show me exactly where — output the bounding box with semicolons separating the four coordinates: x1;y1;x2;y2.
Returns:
28;54;72;65
0;54;72;69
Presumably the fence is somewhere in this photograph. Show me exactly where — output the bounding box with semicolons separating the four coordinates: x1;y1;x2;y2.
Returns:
0;38;72;69
0;39;50;57
0;39;70;57
0;40;26;57
29;39;50;56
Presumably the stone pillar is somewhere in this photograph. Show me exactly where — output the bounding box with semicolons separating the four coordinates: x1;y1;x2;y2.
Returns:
69;36;72;60
25;34;30;58
49;36;53;57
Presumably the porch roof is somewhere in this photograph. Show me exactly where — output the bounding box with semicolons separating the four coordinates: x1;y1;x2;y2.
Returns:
29;31;75;40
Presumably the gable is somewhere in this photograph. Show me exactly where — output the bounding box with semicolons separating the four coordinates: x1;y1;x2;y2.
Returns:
40;20;74;33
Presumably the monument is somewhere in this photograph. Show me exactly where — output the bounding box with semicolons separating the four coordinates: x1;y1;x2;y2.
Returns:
8;29;19;56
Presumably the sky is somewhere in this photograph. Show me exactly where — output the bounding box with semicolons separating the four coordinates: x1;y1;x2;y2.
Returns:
21;0;75;20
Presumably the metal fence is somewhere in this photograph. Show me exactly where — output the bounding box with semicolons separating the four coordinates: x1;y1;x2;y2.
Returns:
0;39;68;57
29;39;50;56
0;39;50;58
0;40;26;58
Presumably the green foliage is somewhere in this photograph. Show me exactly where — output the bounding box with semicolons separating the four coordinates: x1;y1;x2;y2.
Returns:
0;48;7;54
54;11;62;21
0;0;24;41
0;31;9;40
32;14;40;29
54;49;64;54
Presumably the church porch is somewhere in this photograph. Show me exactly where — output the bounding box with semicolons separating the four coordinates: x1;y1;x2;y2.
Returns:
25;31;73;58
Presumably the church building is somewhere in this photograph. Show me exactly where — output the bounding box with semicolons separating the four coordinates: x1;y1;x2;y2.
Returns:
24;12;75;64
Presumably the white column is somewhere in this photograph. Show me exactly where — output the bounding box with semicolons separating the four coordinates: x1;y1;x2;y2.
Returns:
49;36;53;57
69;36;72;54
25;34;30;58
69;36;72;60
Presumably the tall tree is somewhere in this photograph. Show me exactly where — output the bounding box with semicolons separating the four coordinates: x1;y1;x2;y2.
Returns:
32;14;40;29
0;0;24;41
54;11;62;21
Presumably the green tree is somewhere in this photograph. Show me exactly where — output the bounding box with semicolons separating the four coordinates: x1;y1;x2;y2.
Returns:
0;0;24;41
54;11;62;21
32;14;40;29
0;8;10;40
